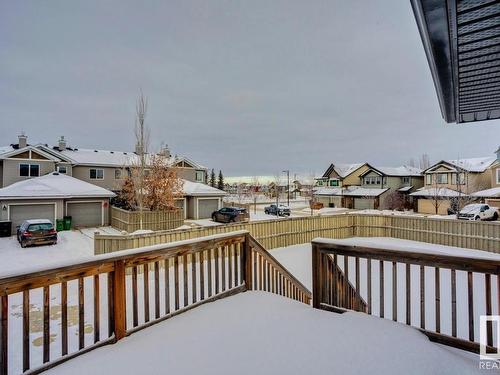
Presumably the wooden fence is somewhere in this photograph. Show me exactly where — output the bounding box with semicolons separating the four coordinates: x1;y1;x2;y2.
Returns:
0;231;311;375
110;206;184;232
95;214;500;255
311;239;500;354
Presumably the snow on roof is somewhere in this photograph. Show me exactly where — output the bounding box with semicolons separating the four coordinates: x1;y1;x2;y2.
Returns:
333;163;365;178
0;172;115;200
397;186;413;192
182;180;227;196
343;187;389;197
471;187;500;198
313;187;343;196
443;156;496;172
376;166;422;176
409;187;462;197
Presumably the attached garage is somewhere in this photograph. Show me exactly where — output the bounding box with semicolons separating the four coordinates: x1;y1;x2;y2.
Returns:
417;199;450;215
197;198;220;219
67;202;103;227
354;198;375;210
9;203;56;233
410;188;459;215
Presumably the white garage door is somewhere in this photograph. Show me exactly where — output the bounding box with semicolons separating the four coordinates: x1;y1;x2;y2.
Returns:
67;202;103;228
9;204;56;234
197;199;219;219
354;198;375;210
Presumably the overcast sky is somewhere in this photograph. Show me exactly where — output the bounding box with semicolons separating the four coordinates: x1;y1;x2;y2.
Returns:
1;1;498;176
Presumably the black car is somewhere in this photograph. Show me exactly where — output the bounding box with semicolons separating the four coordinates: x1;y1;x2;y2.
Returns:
17;219;58;248
211;207;249;223
264;204;291;217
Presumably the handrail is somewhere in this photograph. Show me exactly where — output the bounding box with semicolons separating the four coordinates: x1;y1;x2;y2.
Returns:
311;238;500;354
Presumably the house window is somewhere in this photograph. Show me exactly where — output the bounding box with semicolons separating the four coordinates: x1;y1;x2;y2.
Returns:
19;164;40;177
497;168;500;184
57;166;67;174
115;169;123;180
436;173;448;184
364;176;381;185
426;174;432;185
195;171;204;182
451;173;465;185
90;169;104;180
329;179;339;187
402;176;410;185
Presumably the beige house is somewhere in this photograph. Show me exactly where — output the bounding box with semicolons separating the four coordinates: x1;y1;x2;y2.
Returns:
471;147;500;208
411;155;497;214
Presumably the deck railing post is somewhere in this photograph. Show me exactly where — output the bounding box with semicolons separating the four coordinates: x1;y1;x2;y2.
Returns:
113;260;127;341
312;243;321;309
0;295;7;375
244;234;253;290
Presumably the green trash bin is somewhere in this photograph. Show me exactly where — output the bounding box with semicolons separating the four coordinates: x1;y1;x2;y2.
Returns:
56;219;65;232
63;216;72;230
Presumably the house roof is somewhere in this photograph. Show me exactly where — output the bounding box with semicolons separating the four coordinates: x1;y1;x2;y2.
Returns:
411;0;500;123
425;157;496;173
398;186;413;192
182;180;227;197
343;188;389;197
0;145;62;162
322;163;366;179
312;187;343;196
409;187;462;198
0;172;115;200
361;165;422;177
471;187;500;198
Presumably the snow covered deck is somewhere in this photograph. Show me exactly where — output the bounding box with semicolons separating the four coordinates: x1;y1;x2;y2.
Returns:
44;292;479;375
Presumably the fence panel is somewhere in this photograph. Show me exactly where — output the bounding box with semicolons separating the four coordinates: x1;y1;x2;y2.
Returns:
110;206;184;233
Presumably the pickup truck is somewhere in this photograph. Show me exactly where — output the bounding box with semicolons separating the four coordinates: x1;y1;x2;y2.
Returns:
264;204;291;217
457;204;499;221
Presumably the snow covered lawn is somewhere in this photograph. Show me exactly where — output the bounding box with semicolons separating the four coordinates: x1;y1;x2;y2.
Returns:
45;292;479;375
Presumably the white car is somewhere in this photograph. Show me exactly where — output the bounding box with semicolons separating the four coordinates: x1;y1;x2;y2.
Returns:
457;204;499;221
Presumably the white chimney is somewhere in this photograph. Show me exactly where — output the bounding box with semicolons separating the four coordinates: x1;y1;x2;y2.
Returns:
18;133;27;148
58;136;67;151
159;144;171;158
135;142;143;155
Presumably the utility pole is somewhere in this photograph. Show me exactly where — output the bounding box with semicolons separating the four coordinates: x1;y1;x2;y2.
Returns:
283;170;290;206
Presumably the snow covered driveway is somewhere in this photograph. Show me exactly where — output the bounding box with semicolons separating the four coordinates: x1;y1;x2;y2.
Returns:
45;292;479;375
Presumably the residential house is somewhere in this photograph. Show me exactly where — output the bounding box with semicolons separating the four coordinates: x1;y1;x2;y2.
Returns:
410;155;497;214
313;163;369;207
471;147;500;208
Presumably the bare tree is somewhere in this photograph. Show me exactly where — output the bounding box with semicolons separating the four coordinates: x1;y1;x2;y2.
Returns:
419;154;431;170
144;154;184;211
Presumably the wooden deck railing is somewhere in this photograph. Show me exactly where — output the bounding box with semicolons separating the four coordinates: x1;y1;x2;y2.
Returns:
0;231;310;375
312;239;500;354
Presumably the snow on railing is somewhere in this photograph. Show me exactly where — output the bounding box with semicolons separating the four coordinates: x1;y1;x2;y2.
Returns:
311;238;500;354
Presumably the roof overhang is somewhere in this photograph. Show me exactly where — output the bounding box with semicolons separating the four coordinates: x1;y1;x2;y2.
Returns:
411;0;500;123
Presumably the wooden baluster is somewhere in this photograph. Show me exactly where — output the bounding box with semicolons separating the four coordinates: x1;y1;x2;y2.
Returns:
451;269;456;337
259;253;264;290
94;275;100;343
333;254;338;307
215;248;220;294
78;278;85;350
132;266;138;327
392;262;397;322
155;261;160;319
43;286;50;362
174;256;180;311
380;261;384;318
208;249;213;298
113;260;127;341
1;295;7;375
435;268;440;333
367;258;371;314
107;272;115;338
23;290;30;371
406;264;411;325
164;259;170;314
228;244;233;289
191;254;197;304
253;247;258;289
200;251;205;301
144;263;150;322
266;261;271;292
467;271;474;341
355;257;360;312
344;256;349;309
420;265;425;329
222;246;227;292
234;244;239;287
61;282;68;356
485;274;493;347
183;255;188;307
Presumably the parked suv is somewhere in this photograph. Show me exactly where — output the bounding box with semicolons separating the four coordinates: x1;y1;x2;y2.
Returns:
17;219;58;248
457;204;499;221
211;207;249;223
264;204;291;217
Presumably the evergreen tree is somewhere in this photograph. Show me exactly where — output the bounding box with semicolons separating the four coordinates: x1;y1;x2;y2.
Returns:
209;168;216;188
217;170;225;190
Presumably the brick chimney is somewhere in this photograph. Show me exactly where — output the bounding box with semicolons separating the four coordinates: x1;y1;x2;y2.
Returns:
18;133;27;148
58;136;67;151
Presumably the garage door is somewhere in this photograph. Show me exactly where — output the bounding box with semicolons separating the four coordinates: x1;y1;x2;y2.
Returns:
67;202;102;228
9;204;56;234
197;199;219;219
354;198;374;210
417;199;450;215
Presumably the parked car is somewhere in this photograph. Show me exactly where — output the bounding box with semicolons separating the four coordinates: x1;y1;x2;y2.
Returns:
264;204;291;217
16;219;58;248
457;204;499;221
211;207;249;223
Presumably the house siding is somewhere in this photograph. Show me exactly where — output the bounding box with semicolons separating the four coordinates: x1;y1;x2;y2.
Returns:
72;166;125;191
343;165;369;186
2;159;56;187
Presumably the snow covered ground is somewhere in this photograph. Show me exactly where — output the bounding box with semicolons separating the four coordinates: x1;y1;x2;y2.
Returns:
45;292;479;375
